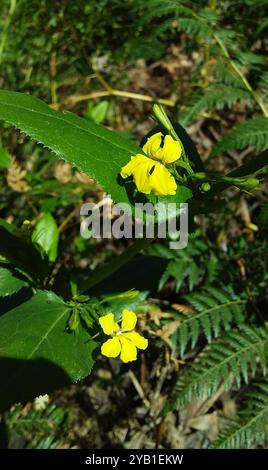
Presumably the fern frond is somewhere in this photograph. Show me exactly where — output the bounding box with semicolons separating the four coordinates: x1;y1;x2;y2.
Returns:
257;72;268;98
210;381;268;449
136;0;217;41
177;286;246;356
236;51;266;68
27;434;61;449
164;325;268;411
175;17;215;38
136;0;193;25
145;243;175;260
211;117;268;156
159;258;200;292
8;403;67;436
158;240;207;292
215;60;243;87
154;239;221;293
180;85;252;127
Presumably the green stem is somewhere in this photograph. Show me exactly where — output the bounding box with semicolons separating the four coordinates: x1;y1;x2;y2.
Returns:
189;172;260;190
167;128;194;174
78;236;155;293
79;149;268;295
0;0;16;66
190;149;268;214
189;172;250;183
213;34;268;117
186;6;268;117
153;104;194;174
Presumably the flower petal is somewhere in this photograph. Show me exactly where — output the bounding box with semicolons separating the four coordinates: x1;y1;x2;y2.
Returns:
99;313;119;335
142;133;181;164
142;132;162;158
120;154;153;194
132;158;154;194
161;135;182;164
120;154;146;179
101;337;121;358
121;309;137;331
149;162;177;196
123;331;148;350
119;336;137;363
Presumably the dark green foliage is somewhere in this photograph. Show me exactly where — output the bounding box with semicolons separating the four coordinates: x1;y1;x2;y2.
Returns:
148;239;218;292
210;382;268;449
211;118;268;156
5;403;67;449
165;325;268;412
0;218;48;283
1;0;154;95
0;265;30;297
258;203;268;227
178;286;246;356
180;86;252;128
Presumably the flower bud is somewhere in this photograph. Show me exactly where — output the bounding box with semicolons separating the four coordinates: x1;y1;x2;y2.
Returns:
201;182;211;192
152;104;173;133
234;178;260;190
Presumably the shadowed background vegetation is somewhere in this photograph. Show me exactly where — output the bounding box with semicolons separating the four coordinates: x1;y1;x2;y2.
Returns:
0;0;268;449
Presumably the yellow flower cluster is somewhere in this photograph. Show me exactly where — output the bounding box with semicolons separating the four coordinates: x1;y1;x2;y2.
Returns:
99;310;148;363
120;132;182;196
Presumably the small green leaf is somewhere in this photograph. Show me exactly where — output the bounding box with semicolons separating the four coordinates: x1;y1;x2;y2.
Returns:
0;290;98;411
0;147;11;168
85;100;109;124
32;213;59;262
0;266;29;297
0;218;48;282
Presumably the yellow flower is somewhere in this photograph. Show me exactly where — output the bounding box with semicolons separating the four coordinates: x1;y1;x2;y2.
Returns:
99;310;148;363
120;132;182;196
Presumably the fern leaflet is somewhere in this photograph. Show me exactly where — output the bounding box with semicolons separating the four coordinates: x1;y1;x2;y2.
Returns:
211;117;268;156
177;286;246;356
210;382;268;449
164;325;268;412
180;85;252;127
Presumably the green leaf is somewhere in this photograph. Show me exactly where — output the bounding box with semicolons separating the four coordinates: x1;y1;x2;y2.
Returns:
104;290;148;323
32;213;59;262
85;100;109;124
0;266;29;297
0;218;48;283
0;90;141;206
0;91;195;227
0;290;98;411
0;146;11;168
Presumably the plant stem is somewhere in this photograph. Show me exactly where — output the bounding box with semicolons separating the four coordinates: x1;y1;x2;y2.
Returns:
0;0;16;66
190;149;268;214
57;90;175;108
50;52;59;110
153;104;194;174
78;149;268;294
214;34;268;117
59;208;77;233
